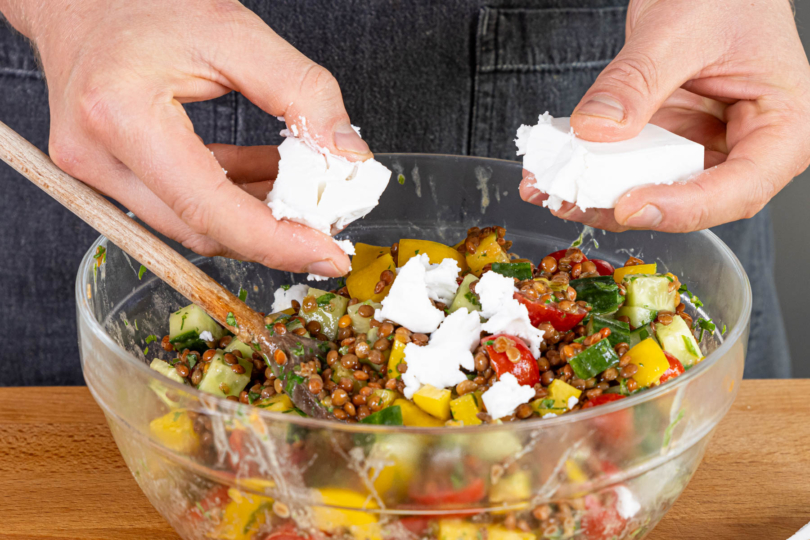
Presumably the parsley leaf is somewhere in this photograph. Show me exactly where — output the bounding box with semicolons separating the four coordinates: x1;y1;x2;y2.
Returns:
397;173;405;185
226;312;238;328
678;283;703;308
138;265;146;280
291;342;305;356
281;284;291;291
145;334;158;344
316;293;336;307
238;287;248;302
187;354;198;369
696;317;716;342
464;291;482;309
683;335;701;357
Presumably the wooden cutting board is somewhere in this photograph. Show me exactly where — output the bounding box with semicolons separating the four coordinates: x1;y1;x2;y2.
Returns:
0;380;807;540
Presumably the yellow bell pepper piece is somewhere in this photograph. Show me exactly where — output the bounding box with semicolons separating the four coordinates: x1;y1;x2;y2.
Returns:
450;393;482;425
211;488;273;540
466;233;510;275
253;393;293;412
149;409;200;454
398;239;468;272
394;398;445;427
627;338;669;387
489;471;531;504
346;253;395;302
313;488;377;531
386;340;407;380
438;521;535;540
565;459;588;484
413;385;452;420
531;379;582;415
352;243;391;272
614;263;658;284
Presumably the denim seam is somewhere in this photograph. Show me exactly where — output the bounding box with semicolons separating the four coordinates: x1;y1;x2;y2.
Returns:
231;92;238;145
0;67;43;79
489;7;628;15
481;59;613;73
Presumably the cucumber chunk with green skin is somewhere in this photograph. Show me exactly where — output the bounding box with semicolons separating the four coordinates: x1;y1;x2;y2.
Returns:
360;405;403;426
449;274;480;314
301;288;349;340
615;306;657;329
604;379;630;396
586;315;631;347
347;300;382;334
169;304;225;344
627;325;656;349
149;358;187;385
284;318;311;338
571;276;623;314
491;262;533;281
568;339;620;380
197;351;253;398
623;275;678;312
223;339;255;360
656;316;703;367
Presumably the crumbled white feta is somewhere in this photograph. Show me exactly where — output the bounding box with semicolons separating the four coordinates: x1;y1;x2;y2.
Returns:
374;254;445;333
615;486;641;519
271;283;308;313
401;308;482;398
567;396;579;410
482;373;536;420
515;113;704;211
199;331;214;342
266;137;392;235
424;258;461;305
334;239;355;256
306;273;329;281
541;412;558;419
476;271;544;356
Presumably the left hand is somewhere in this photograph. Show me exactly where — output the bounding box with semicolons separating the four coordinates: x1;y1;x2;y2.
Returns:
519;0;810;232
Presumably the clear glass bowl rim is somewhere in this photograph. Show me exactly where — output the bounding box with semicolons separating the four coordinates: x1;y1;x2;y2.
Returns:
75;153;753;436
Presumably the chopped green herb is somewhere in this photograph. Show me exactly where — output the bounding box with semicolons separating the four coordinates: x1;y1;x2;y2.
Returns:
134;320;139;331
316;293;336;307
285;372;305;394
722;324;727;335
397;173;405;185
252;342;261;352
291;342;305;356
570;232;584;249
187;354;198;369
247;392;261;404
485;340;494;346
238;287;248;302
180;313;187;331
336;277;346;288
539;398;556;409
663;409;686;447
696;317;716;342
93;246;107;264
678;283;703;308
339;345;349;355
281;284;291;291
683;335;701;357
138;265;146;280
415;250;420;254
143;347;149;355
464;291;482;309
145;334;158;344
226;312;238;328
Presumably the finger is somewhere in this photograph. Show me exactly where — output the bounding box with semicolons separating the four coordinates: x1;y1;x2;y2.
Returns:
236;180;274;200
93;93;350;276
207;144;280;184
650;107;728;155
210;9;372;161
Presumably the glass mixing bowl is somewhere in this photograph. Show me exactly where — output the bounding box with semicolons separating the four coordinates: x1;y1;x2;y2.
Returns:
77;154;750;540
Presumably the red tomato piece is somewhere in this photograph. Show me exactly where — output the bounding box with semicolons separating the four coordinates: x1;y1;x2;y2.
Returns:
582;494;628;540
482;334;540;387
515;292;588;333
409;477;486;507
186;484;230;525
582;393;626;408
260;523;310;540
590;259;615;276
659;352;685;384
227;429;262;476
547;249;578;262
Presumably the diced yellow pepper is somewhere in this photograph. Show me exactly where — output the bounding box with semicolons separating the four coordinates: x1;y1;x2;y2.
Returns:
394;398;445;427
490;471;531;504
531;379;582;416
211;488;273;540
386;340;407;380
313;488;377;532
614;263;658;284
466;233;510;275
438;521;534;540
450;393;482;426
346;254;395;302
149;409;200;454
413;385;452;420
398;239;468;272
352;243;391;272
565;459;588;484
628;338;670;387
253;393;294;412
264;308;294;324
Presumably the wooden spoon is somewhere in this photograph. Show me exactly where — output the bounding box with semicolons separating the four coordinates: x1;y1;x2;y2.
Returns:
0;121;333;419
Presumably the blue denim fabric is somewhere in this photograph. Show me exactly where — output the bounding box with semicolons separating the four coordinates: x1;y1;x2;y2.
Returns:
0;0;789;385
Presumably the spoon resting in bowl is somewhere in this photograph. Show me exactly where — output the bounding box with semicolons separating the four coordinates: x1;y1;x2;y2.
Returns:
0;120;335;419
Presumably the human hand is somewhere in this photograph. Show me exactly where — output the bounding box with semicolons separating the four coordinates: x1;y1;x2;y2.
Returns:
519;0;810;232
13;0;370;276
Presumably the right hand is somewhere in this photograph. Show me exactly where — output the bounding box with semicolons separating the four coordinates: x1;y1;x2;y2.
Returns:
21;0;369;276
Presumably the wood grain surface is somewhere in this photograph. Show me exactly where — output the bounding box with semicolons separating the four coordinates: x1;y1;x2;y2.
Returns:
0;381;807;540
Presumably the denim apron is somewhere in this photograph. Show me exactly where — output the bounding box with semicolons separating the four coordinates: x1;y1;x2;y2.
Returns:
0;0;789;385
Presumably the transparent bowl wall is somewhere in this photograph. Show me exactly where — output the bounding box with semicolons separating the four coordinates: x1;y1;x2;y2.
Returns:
78;155;750;540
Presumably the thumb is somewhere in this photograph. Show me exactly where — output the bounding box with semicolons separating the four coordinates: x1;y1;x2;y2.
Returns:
570;11;706;142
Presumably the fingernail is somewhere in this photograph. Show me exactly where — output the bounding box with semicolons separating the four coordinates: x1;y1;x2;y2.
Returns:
305;260;341;277
623;204;663;228
334;122;370;156
575;95;625;123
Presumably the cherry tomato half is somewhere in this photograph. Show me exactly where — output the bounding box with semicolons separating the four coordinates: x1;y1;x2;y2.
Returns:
409;477;486;507
581;393;626;408
547;249;614;276
582;494;628;540
515;292;588;333
659;352;685;384
483;334;540;387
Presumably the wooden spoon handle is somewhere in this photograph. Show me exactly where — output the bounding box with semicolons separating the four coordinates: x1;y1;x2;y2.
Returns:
0;120;261;336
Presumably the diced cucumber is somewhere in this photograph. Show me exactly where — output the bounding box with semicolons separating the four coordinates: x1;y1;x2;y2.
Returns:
571;276;623;314
491;262;533;281
197;351;253;398
370;388;398;409
223;339;256;360
586;315;631;347
282;317;311;338
604;379;630;396
360;405;403;426
331;364;367;393
169;304;225;345
568;339;620;380
623;275;678;312
628;325;655;349
300;288;349;340
615;306;657;328
655;316;703;367
150;358;187;385
449;274;480;314
347;300;382;334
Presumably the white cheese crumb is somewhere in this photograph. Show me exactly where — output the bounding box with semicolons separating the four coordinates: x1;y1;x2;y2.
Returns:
334;239;355;256
515;113;704;211
199;331;214;342
424;258;461;305
307;273;329;281
541;412;558;419
401;308;481;398
615;486;641;519
482;373;536;420
567;396;579;410
476;271;544;356
266;136;392;235
271;284;308;313
374;254;444;333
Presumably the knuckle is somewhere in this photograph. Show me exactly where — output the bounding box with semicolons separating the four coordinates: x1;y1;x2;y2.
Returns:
48;136;85;177
602;51;659;99
76;83;121;135
174;196;213;237
297;63;341;102
179;233;223;258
